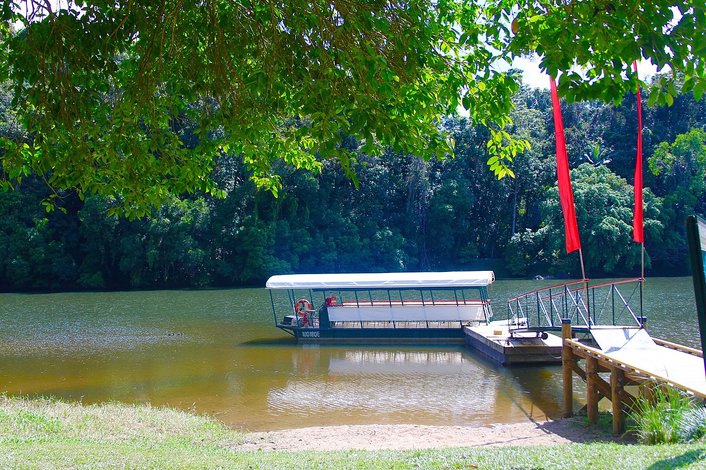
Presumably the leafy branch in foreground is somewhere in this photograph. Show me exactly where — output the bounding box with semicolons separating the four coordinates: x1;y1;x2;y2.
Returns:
0;1;704;215
497;0;706;105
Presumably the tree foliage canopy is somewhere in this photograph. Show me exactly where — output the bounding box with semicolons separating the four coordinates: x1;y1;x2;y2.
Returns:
1;84;705;290
0;1;704;215
503;0;706;104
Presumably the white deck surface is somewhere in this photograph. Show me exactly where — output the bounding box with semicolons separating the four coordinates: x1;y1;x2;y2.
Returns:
591;327;706;397
470;322;563;347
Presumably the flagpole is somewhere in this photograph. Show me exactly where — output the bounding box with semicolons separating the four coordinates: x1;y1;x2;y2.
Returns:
633;61;645;283
640;242;645;328
550;75;586;323
578;248;589;325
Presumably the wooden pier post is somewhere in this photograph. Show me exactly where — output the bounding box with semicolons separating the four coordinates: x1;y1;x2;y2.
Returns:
611;366;626;434
562;318;573;418
586;356;599;424
639;380;655;405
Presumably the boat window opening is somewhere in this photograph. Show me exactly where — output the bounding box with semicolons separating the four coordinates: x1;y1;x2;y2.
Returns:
290;291;300;327
399;290;404;306
355;291;363;328
461;290;467;305
269;289;284;334
430;290;436;306
453;289;459;306
418;290;427;327
368;290;374;306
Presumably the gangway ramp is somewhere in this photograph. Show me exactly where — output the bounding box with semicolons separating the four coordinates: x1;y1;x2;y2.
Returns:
507;278;646;335
564;324;705;433
589;327;706;398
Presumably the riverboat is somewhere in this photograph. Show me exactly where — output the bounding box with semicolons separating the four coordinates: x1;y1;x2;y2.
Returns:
266;271;495;343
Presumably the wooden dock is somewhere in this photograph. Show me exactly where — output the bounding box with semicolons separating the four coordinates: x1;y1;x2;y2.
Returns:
561;321;706;433
464;323;562;365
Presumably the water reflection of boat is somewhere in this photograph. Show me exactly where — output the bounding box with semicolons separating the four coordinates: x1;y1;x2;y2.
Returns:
267;348;501;421
266;272;495;343
329;350;467;375
266;347;558;425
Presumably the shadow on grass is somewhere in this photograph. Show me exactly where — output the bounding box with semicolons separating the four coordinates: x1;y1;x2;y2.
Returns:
647;448;706;469
535;414;635;444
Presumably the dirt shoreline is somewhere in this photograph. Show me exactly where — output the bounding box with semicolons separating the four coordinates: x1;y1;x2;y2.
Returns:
236;419;621;451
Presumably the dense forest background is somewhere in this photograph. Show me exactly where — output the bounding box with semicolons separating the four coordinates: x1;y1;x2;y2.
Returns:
1;82;705;291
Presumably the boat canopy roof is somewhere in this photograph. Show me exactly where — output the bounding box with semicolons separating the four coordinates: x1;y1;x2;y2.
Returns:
266;271;495;290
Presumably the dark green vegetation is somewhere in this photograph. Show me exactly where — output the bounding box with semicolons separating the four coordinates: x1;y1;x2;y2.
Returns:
1;396;705;469
1;84;705;291
1;1;705;290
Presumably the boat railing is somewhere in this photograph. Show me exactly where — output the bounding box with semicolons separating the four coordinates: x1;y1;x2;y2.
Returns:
272;284;496;334
321;288;494;325
507;278;644;332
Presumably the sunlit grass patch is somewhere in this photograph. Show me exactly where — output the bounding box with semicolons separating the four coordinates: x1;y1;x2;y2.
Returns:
0;395;704;469
0;408;63;437
0;395;239;446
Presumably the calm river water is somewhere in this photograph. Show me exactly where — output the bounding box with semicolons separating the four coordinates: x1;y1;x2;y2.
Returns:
0;277;700;431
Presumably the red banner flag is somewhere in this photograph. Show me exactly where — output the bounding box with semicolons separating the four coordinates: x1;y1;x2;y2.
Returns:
633;61;644;243
550;77;581;253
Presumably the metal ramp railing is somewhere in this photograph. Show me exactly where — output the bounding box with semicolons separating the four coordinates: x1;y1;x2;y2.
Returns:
507;278;645;333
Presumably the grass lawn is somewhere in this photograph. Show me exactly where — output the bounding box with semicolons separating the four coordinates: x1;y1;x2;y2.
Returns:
1;396;704;469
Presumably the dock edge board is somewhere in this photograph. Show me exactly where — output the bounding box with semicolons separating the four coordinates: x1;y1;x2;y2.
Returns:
463;326;563;365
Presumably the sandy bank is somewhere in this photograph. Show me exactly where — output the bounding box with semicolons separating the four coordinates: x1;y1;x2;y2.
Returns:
236;419;620;452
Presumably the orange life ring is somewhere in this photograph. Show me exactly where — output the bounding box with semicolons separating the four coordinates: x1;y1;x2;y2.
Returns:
295;298;312;326
295;299;313;315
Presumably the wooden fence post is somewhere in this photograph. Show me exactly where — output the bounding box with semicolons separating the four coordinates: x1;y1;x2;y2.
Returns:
562;318;573;418
611;367;626;434
641;380;655;404
586;355;599;424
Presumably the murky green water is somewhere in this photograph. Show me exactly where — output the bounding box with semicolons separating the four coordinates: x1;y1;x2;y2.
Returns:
0;278;700;431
